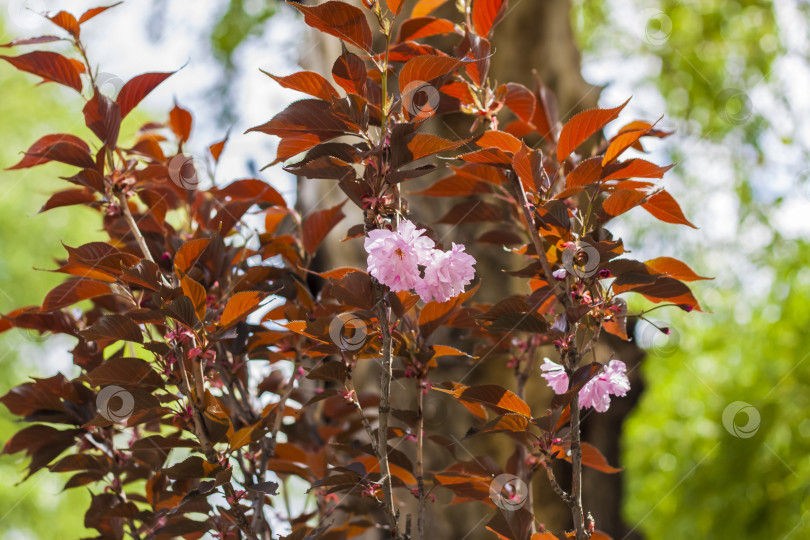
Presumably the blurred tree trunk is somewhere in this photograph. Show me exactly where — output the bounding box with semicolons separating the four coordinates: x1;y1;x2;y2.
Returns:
293;1;645;538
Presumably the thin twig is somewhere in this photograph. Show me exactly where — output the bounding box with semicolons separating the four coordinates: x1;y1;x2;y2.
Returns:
375;287;399;537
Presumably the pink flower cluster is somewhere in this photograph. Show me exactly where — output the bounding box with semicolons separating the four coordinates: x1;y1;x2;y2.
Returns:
540;358;630;412
364;220;476;303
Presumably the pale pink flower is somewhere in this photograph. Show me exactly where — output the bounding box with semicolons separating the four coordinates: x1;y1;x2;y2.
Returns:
540;358;569;394
414;243;476;303
364;220;435;292
540;359;630;413
578;360;630;412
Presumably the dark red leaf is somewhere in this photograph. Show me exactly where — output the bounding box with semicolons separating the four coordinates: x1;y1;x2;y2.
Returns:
291;1;373;53
40;189;95;213
438;200;502;224
219;291;265;328
557;98;630;162
642;190;696;228
83;91;121;145
81;314;143;343
48;11;80;37
601;158;674;181
78;3;122;24
0;51;83;92
332;46;367;96
265;70;338;101
396;17;456;42
302;202;346;255
399;55;464;96
602;189;646;217
411;0;451;17
0;36;62;48
472;0;507;37
168;102;193;142
566;156;603;188
116;71;176;119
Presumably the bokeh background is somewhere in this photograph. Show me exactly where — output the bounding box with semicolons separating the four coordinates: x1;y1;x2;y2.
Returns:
0;0;808;538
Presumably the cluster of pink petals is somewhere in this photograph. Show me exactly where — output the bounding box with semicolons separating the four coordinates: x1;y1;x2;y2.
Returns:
364;220;476;303
540;358;630;413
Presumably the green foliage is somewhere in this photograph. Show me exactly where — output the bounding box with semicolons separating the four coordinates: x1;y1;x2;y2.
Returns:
624;240;810;538
573;0;780;145
211;0;276;67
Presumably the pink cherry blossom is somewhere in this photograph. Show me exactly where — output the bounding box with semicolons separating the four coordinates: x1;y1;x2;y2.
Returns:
540;357;569;394
414;243;476;303
540;359;630;413
364;220;435;292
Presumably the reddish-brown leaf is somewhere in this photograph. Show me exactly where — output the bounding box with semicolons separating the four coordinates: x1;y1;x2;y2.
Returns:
438;200;502;225
247;99;350;138
29;139;95;169
476;130;521;154
42;278;111;311
219;291;264;328
436;384;531;417
181;276;207;323
209;134;228;163
81;314;143;343
566;156;603;188
556;98;630;162
211;178;287;207
40;189;95;213
332;47;367;96
513;142;546;192
601;158;674;181
411;0;451;17
387;0;406;15
407;133;467;161
603;189;646;217
116;71;176;119
410;174;490;197
642;190;696;228
602;124;654;166
0;36;62;48
559;442;620;473
169;102;193;142
48;11;80;37
472;0;507;37
265;70;338;101
396;17;456;42
500;82;536;124
291;1;373;53
644;257;712;281
0;51;83;92
302;202;346;255
399;55;464;96
78;3;122;24
174;238;211;273
83;91;121;145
